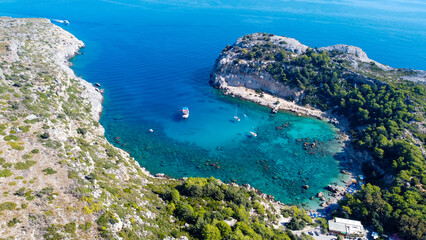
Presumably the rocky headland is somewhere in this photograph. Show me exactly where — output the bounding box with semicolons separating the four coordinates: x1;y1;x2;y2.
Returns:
210;33;426;239
211;32;425;157
211;33;425;123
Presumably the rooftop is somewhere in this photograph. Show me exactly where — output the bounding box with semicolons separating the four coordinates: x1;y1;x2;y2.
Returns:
328;217;365;235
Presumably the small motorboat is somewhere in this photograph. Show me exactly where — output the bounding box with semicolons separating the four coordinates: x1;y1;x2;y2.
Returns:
250;131;257;137
234;107;241;122
51;19;70;25
181;107;189;119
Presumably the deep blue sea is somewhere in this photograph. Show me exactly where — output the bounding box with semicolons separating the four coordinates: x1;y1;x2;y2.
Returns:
2;0;425;208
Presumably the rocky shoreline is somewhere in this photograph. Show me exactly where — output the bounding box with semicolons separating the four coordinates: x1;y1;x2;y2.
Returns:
212;80;362;211
209;33;375;210
0;17;160;238
1;18;318;239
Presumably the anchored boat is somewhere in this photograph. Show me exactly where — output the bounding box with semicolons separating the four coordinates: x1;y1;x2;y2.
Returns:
181;107;189;119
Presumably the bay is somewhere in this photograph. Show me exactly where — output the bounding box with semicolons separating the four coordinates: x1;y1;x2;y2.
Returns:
1;0;424;207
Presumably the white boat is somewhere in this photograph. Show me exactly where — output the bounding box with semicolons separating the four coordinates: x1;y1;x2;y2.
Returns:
234;107;240;122
250;131;257;137
181;107;189;119
51;19;69;25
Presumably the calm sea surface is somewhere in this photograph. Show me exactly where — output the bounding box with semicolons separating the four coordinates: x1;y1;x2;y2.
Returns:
1;0;425;207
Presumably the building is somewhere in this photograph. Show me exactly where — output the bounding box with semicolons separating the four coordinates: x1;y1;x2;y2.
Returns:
328;217;365;236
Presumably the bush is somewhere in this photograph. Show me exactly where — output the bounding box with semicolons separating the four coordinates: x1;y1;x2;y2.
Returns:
31;149;40;154
233;206;249;222
201;224;221;240
4;135;18;141
42;167;57;175
0;169;13;178
170;189;180;203
77;128;87;135
40;132;50;139
15;160;36;170
0;202;17;211
183;177;207;197
216;221;231;238
253;201;265;215
7;218;20;227
175;204;195;223
287;217;306;230
7;141;24;150
64;222;76;234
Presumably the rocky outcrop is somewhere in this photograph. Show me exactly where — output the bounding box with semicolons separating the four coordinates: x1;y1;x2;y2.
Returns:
211;33;305;101
210;32;425;123
318;44;391;70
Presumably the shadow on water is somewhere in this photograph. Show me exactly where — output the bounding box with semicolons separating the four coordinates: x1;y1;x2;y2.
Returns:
171;113;185;122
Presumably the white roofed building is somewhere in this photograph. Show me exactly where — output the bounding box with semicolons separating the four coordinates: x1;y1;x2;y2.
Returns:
328;217;365;236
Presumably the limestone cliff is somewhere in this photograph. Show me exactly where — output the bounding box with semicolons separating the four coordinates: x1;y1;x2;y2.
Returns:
210;32;426;190
211;33;426;108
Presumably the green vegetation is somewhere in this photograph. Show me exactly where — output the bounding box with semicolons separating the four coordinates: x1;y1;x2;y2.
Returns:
228;33;426;240
0;169;13;178
7;141;24;150
31;148;40;154
42;167;57;175
1;21;421;239
7;218;21;227
40;132;50;139
150;177;309;240
4;134;18;141
0;202;17;212
77;127;87;135
14;160;36;170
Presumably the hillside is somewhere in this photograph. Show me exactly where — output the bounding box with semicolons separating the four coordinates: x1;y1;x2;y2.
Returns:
211;32;425;239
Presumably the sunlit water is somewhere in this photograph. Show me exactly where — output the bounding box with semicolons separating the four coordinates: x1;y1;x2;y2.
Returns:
1;0;425;207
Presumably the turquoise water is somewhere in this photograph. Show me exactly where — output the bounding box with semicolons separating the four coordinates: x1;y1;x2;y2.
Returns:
1;0;425;207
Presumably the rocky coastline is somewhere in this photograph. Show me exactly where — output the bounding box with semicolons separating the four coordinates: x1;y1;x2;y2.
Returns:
0;18;313;239
209;33;397;210
0;17;158;239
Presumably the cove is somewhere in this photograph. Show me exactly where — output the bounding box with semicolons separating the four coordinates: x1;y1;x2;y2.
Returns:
101;93;343;207
2;0;424;207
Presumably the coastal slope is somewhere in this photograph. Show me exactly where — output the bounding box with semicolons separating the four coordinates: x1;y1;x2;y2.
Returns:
0;17;163;239
211;33;425;239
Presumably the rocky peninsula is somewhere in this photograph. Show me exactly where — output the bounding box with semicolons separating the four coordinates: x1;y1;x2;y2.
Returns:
211;33;425;124
211;33;425;239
